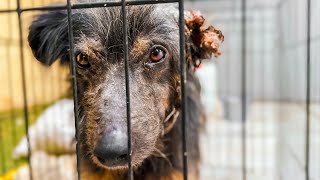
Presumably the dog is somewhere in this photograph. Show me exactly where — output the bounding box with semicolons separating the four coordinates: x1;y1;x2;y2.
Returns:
28;1;223;179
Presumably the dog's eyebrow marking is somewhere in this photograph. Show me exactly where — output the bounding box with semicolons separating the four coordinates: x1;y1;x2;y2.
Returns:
76;36;103;58
131;37;150;59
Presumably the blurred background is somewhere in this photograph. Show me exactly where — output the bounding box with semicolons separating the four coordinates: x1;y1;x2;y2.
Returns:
0;0;319;180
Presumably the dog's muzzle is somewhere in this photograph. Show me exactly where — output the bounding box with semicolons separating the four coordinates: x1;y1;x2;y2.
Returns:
94;127;128;167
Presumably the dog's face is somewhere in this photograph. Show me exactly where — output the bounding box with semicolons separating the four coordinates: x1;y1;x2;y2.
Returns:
29;5;180;169
28;3;223;170
73;6;181;169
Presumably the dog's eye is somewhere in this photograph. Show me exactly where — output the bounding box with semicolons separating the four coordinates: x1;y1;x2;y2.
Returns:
76;53;90;68
150;47;165;62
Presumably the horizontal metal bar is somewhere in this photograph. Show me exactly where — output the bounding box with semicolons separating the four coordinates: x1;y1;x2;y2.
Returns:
0;9;16;13
72;0;179;9
0;0;179;13
21;5;66;12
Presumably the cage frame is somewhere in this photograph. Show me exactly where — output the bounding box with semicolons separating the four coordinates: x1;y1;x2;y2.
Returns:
0;0;313;180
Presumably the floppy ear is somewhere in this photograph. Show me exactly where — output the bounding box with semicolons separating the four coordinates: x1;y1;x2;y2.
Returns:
184;11;224;68
28;10;69;65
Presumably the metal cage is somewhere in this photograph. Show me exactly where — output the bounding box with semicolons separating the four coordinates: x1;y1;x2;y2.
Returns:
0;0;319;180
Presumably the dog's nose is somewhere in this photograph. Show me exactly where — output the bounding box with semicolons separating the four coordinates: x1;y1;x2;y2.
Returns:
94;128;128;167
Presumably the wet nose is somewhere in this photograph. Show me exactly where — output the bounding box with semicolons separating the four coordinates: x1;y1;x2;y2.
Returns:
94;128;128;167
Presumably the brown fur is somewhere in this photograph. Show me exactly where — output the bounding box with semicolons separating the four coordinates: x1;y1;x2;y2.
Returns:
82;165;186;180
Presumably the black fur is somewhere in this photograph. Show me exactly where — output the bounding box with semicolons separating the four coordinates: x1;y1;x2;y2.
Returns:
29;10;69;65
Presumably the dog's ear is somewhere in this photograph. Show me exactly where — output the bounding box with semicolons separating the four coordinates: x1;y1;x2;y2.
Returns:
28;10;69;65
184;11;224;68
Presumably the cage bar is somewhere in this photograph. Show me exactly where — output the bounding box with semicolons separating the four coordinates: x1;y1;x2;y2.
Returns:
0;121;5;174
0;0;179;13
241;0;247;179
4;0;17;171
120;0;133;179
66;0;81;179
178;0;188;180
305;0;311;180
16;0;33;179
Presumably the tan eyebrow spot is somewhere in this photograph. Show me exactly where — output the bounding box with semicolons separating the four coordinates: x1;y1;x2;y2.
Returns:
76;37;103;59
131;37;150;59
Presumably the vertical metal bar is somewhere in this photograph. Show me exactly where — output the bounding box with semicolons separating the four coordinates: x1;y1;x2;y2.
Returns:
120;1;133;179
16;0;33;179
261;10;266;176
6;0;17;169
305;0;311;179
178;0;188;179
276;2;283;179
66;0;81;179
241;0;247;179
0;118;5;174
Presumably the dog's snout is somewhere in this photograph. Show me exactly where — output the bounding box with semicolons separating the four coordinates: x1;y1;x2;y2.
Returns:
94;128;128;167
